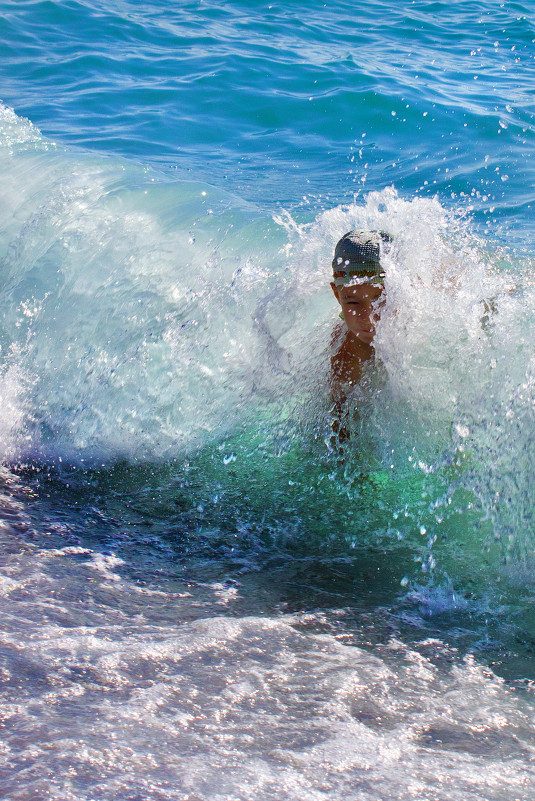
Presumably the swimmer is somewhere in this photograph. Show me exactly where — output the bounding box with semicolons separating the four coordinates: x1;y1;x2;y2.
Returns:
330;229;391;387
329;231;391;437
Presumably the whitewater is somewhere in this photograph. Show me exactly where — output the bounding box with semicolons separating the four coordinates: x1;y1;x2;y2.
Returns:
1;1;535;798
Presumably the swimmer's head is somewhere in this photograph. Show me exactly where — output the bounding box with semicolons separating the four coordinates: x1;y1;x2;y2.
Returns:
331;230;391;345
331;230;392;287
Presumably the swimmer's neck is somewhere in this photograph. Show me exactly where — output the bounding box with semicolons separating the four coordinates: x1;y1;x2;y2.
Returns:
343;329;375;362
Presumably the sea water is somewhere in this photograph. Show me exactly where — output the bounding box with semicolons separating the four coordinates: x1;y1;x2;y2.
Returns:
1;1;535;798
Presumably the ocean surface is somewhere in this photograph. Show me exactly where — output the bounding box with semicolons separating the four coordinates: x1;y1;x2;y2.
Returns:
1;0;535;798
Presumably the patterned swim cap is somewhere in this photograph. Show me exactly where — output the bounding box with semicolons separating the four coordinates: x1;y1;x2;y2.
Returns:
332;230;392;286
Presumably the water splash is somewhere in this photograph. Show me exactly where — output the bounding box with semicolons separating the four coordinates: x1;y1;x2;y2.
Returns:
3;103;535;593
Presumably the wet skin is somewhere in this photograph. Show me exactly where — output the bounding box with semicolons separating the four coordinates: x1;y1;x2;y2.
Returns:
330;281;384;385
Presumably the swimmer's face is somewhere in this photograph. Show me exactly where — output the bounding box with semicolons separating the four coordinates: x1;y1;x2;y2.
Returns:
331;281;384;344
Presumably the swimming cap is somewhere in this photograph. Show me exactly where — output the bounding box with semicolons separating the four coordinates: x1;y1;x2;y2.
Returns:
332;230;392;286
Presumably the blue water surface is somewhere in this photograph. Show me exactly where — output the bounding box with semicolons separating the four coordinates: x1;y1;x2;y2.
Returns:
2;0;534;237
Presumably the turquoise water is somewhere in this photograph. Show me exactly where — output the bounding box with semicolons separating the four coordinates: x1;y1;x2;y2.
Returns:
1;1;535;799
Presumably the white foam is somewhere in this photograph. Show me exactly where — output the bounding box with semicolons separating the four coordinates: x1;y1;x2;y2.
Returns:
0;564;534;801
1;104;531;479
0;358;29;462
0;464;531;801
3;103;535;585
